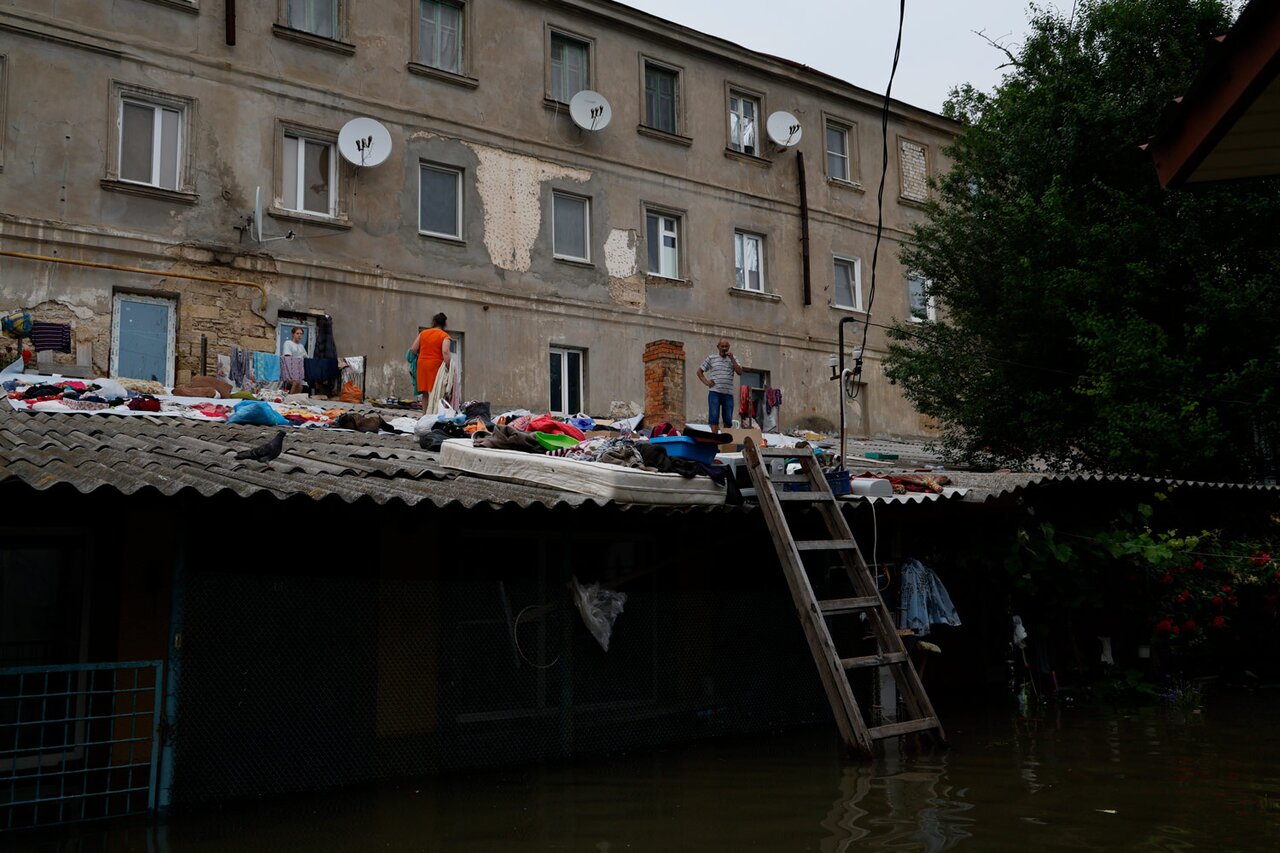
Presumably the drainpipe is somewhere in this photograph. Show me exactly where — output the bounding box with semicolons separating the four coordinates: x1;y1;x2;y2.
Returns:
797;151;812;306
157;525;186;813
0;250;269;312
225;0;236;46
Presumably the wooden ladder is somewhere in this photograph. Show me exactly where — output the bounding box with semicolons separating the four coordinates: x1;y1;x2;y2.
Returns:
743;441;946;756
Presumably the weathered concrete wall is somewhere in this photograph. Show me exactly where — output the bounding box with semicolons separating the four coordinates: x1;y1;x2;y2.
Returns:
0;0;956;436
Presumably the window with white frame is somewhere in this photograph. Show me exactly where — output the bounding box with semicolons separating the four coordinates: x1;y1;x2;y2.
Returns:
833;257;862;311
908;274;936;322
118;98;183;190
645;210;680;279
644;61;679;134
728;90;759;156
552;192;590;261
550;32;589;103
419;163;462;239
549;347;584;416
111;293;176;386
419;0;464;74
826;121;850;182
288;0;339;39
282;132;336;216
734;231;764;292
276;315;317;356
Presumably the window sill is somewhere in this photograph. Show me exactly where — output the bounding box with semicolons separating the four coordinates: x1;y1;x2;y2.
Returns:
140;0;199;13
407;62;479;89
724;148;770;167
828;177;865;192
272;24;356;56
899;195;931;210
554;256;594;269
100;179;198;205
419;231;466;246
645;274;690;288
268;206;351;230
830;303;868;315
728;287;780;303
636;125;693;147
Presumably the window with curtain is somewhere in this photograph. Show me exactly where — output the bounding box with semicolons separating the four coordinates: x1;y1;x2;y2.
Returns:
289;0;338;39
728;91;759;156
644;62;678;134
552;192;589;261
734;231;764;292
420;0;464;74
550;33;589;103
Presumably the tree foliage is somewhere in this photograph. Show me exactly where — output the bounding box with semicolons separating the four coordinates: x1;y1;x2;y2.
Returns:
886;0;1280;480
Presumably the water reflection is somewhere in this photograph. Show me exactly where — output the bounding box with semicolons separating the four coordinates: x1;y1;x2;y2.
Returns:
7;696;1280;852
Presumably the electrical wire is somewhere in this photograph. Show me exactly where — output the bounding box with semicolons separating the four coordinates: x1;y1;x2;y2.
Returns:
852;0;908;401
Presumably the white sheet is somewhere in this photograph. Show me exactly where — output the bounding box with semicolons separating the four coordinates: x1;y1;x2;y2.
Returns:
439;439;724;505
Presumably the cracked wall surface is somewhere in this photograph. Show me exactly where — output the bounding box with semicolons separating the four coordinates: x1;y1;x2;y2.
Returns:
604;228;645;309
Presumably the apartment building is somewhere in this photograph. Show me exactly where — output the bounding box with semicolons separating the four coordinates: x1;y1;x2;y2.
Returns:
0;0;956;436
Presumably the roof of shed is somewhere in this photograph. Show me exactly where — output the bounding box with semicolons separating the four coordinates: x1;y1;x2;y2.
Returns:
0;408;609;511
3;408;1276;512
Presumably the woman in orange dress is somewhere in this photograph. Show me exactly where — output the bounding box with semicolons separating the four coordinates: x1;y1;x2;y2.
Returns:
411;312;452;412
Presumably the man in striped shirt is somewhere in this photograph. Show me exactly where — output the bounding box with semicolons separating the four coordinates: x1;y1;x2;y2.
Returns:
696;338;742;433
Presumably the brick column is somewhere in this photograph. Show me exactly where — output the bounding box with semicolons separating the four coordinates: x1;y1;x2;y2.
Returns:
643;339;686;429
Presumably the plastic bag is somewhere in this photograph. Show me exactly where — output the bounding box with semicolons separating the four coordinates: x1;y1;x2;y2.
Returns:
414;413;438;437
227;399;289;426
569;576;627;652
339;380;362;403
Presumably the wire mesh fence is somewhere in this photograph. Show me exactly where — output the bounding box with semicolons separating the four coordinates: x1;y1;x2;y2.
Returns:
0;661;162;830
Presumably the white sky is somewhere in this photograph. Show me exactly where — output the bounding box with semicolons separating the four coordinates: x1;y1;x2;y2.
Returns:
616;0;1073;114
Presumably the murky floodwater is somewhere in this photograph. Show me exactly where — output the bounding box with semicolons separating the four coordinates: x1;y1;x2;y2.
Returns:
10;695;1280;852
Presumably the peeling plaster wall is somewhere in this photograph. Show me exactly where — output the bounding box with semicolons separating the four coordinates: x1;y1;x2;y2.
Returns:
462;143;590;272
603;228;644;309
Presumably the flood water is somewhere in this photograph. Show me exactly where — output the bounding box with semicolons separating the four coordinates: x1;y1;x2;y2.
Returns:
10;694;1280;852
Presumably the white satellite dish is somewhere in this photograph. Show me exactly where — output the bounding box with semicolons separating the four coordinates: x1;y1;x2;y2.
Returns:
251;186;293;243
568;90;612;132
338;117;393;167
766;111;803;148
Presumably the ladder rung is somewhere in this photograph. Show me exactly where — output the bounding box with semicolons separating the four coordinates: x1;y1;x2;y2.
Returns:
757;447;812;458
841;651;910;670
795;539;856;551
818;596;880;615
775;491;829;502
868;717;939;740
768;474;810;484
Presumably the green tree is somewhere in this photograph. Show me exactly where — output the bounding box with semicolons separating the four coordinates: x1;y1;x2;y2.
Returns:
886;0;1280;480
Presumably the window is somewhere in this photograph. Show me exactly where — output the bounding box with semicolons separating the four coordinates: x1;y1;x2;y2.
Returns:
549;347;584;416
899;137;930;203
833;257;862;311
550;32;589;103
728;91;759;156
645;211;680;279
419;163;462;239
644;62;679;134
552;192;590;262
908;275;936;322
119;99;181;190
110;293;176;386
826;122;850;182
282;132;335;216
734;231;764;292
277;315;317;356
1;541;88;667
288;0;338;39
419;0;463;74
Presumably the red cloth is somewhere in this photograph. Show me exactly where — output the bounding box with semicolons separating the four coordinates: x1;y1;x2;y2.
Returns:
529;414;586;441
738;385;753;419
126;396;161;412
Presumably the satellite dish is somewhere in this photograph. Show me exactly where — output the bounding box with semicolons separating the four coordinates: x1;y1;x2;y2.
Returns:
568;90;612;132
766;111;803;148
251;186;294;243
338;117;392;167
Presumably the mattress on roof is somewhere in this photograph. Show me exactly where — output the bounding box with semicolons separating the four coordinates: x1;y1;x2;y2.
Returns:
439;439;724;505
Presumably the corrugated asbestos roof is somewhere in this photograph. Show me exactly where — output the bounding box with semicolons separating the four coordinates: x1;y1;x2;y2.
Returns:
4;407;1275;511
0;407;626;511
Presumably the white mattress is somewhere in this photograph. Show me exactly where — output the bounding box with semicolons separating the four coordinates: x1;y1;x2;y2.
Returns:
439;439;724;505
